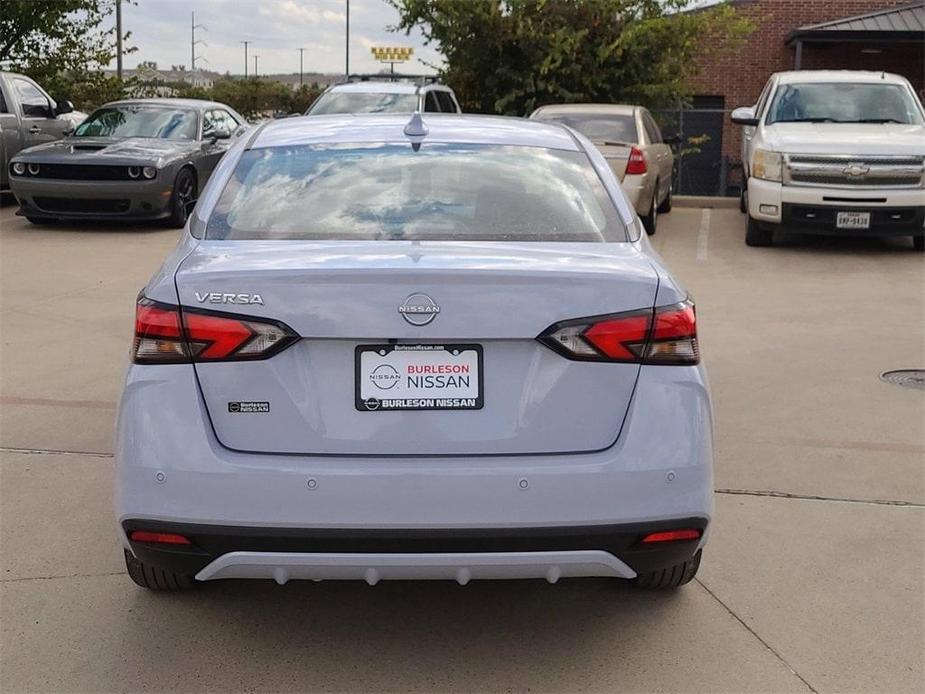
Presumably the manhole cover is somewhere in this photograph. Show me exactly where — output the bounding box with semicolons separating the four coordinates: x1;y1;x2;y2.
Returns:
880;369;925;390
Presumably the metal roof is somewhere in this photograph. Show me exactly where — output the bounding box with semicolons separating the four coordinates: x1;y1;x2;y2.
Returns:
789;1;924;41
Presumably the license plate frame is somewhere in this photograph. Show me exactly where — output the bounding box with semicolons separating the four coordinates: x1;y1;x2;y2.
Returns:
836;211;871;230
355;343;484;412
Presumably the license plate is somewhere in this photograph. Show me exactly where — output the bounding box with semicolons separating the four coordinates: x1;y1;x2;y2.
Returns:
836;211;870;229
355;344;483;412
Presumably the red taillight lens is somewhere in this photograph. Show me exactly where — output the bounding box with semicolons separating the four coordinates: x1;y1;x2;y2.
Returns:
641;529;702;543
625;147;647;175
132;297;298;364
539;299;699;365
129;530;192;545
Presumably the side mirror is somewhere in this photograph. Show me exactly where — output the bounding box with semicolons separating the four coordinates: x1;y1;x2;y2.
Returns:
55;99;75;116
730;106;758;127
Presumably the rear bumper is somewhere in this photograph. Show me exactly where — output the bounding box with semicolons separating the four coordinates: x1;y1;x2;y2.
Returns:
10;176;173;220
621;172;655;216
123;517;709;582
748;177;925;236
115;362;714;580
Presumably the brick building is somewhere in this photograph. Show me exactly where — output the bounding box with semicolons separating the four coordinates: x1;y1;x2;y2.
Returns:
676;0;924;195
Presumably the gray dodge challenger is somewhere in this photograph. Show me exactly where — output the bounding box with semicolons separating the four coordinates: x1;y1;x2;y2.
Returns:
8;98;248;227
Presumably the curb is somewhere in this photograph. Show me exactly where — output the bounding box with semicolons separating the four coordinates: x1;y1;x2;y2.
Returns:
674;196;739;209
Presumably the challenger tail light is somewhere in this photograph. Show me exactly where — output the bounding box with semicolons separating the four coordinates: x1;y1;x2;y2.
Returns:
625;147;647;175
538;299;698;365
132;297;298;364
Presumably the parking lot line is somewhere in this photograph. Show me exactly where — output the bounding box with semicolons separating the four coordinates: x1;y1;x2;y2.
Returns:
696;208;711;261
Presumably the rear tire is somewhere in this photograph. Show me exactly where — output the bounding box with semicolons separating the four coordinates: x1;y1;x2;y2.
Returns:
657;182;672;214
124;549;195;591
634;549;702;589
166;167;196;229
913;236;924;251
641;187;658;236
745;215;773;246
739;185;747;214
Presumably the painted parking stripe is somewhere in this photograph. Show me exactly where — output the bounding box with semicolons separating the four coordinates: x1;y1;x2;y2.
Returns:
696;209;711;262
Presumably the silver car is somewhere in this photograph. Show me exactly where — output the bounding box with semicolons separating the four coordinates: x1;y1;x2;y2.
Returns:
530;104;675;235
116;113;713;592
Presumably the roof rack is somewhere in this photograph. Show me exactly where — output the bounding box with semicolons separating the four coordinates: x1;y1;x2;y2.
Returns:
342;73;441;86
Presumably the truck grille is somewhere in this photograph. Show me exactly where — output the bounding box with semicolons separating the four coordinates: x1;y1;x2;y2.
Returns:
785;155;924;189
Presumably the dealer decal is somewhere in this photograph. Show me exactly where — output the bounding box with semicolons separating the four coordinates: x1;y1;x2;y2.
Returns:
228;401;270;413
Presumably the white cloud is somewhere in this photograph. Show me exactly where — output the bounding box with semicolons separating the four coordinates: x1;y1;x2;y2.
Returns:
111;0;443;76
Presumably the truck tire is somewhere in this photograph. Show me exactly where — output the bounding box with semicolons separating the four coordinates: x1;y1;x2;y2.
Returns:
745;215;773;246
634;550;702;589
124;549;195;591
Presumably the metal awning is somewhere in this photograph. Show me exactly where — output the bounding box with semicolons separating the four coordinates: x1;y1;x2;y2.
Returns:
788;1;925;44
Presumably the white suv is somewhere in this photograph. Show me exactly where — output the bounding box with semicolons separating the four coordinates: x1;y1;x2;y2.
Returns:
732;70;925;250
306;77;461;115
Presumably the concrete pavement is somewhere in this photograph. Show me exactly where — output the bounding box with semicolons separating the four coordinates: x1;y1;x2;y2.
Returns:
1;199;922;692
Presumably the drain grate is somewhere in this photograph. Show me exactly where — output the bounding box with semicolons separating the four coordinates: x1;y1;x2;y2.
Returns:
880;369;925;390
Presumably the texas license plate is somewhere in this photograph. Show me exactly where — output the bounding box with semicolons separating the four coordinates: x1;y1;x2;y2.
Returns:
836;211;870;229
355;344;483;412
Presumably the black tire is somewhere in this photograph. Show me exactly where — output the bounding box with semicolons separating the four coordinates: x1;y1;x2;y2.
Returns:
739;185;747;214
745;215;773;246
641;186;658;236
124;549;195;591
913;236;924;252
166;167;197;229
634;549;702;589
657;181;672;214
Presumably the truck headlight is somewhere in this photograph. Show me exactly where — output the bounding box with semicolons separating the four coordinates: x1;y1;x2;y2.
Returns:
752;149;782;183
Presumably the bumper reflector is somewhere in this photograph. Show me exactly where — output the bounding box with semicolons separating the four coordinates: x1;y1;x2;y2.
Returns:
641;529;701;543
129;530;192;545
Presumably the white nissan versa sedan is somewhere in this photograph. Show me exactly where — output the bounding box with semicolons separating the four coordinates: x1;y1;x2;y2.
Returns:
116;113;713;592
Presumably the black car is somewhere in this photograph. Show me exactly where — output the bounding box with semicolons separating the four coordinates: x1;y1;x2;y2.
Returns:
9;98;248;227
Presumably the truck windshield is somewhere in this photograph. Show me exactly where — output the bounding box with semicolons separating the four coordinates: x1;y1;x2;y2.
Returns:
205;143;627;242
767;83;924;125
308;92;419;115
74;106;198;140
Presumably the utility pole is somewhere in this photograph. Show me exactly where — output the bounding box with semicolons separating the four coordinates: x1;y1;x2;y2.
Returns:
191;12;207;77
115;0;123;80
298;48;305;86
253;55;259;78
241;40;250;79
345;0;350;77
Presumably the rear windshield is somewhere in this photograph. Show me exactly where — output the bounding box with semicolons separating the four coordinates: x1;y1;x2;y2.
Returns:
205;143;627;242
308;92;419;115
767;83;924;125
534;112;638;144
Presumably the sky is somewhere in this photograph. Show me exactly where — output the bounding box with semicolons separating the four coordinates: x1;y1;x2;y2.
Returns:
109;0;444;76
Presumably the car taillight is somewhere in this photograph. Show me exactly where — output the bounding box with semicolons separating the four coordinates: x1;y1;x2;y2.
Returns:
132;297;298;364
625;147;647;175
538;299;699;365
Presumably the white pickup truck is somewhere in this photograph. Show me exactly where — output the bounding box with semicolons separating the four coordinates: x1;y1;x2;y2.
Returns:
731;70;925;251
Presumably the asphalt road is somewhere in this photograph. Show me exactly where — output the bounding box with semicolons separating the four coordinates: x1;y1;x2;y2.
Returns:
1;198;923;693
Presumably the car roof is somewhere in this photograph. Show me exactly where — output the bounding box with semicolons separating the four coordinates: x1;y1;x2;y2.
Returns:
773;70;910;85
252;113;580;151
534;104;638;116
99;98;229;111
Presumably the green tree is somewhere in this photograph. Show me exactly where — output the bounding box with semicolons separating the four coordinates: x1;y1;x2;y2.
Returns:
390;0;751;115
1;0;133;109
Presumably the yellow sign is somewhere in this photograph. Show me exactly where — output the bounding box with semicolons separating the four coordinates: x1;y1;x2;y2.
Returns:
371;46;414;63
